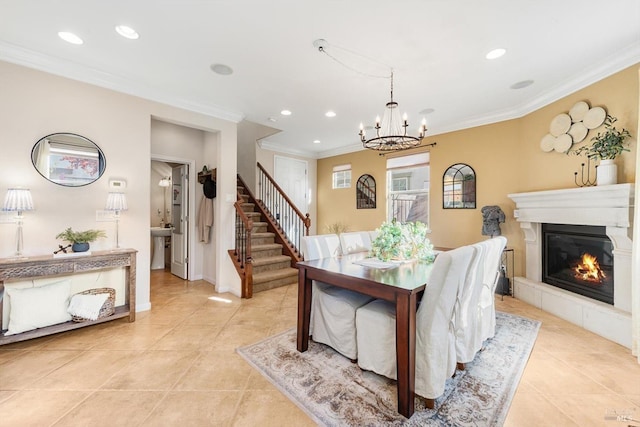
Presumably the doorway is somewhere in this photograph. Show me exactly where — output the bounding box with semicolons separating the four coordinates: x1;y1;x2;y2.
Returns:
150;157;193;280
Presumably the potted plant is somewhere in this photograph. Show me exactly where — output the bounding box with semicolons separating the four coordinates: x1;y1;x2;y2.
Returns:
370;220;435;262
572;115;631;185
56;227;106;252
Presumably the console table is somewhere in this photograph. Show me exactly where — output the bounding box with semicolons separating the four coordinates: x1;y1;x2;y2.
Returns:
0;249;137;345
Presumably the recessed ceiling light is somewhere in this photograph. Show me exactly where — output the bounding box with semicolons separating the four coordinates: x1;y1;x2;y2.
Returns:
419;108;435;115
510;79;534;89
58;31;83;45
313;140;321;144
267;117;277;122
115;25;139;40
486;48;506;59
280;110;292;116
325;111;336;118
210;63;233;75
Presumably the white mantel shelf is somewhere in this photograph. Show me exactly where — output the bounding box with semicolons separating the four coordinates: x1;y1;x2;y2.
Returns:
509;183;634;228
508;183;634;348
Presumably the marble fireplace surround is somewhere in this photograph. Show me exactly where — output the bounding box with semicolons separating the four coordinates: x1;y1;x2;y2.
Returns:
509;183;634;348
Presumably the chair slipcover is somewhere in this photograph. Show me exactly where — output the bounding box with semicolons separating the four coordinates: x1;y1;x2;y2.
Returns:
355;245;475;399
301;234;372;359
454;243;486;364
339;231;372;254
478;236;508;343
300;234;342;336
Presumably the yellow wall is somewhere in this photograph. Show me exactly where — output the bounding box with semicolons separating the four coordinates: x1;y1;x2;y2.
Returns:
318;64;639;276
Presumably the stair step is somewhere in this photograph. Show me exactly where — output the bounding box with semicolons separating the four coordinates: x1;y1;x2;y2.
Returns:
251;255;293;274
251;222;268;233
245;212;261;220
252;243;284;258
240;202;255;212
251;232;275;245
252;267;298;293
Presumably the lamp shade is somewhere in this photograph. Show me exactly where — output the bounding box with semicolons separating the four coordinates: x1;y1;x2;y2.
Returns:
3;188;34;213
158;177;171;187
105;192;128;211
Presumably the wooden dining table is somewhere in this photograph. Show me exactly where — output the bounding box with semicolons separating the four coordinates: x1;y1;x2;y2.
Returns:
296;253;435;418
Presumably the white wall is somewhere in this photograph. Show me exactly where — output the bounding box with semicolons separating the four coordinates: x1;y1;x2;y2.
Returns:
0;60;241;310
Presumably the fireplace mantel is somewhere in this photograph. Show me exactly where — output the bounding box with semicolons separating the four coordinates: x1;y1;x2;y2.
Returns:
508;183;634;348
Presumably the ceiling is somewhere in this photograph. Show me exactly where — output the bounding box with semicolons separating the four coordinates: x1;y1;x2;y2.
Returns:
1;1;639;159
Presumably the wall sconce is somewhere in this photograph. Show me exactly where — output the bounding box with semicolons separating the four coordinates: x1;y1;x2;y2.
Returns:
2;188;34;257
105;192;128;249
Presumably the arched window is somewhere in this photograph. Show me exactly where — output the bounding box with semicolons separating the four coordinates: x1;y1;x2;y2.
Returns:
356;174;376;209
443;163;476;209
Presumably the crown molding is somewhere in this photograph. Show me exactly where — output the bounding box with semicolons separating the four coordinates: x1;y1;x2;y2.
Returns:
0;41;245;123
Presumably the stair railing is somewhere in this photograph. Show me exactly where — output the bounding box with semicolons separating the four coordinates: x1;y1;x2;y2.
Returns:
232;189;254;298
256;162;310;256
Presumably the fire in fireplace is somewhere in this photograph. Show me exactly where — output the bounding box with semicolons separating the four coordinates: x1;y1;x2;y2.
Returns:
542;223;613;305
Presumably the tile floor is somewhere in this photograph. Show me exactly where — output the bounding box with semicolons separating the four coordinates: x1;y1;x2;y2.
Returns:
0;270;638;426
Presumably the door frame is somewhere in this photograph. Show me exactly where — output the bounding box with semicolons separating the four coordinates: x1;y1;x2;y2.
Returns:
151;154;197;281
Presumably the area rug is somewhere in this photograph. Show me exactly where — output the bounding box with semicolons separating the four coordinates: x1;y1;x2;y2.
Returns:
237;312;541;426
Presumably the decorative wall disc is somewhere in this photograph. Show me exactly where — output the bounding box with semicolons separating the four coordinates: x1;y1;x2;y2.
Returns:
567;122;588;143
549;113;571;136
583;106;606;129
540;133;555;152
569;101;589;122
553;133;572;152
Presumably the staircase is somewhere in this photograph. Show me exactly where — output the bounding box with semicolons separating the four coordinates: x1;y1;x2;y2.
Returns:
236;181;299;294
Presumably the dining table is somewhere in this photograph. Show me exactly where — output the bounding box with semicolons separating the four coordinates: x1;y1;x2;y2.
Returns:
296;252;435;418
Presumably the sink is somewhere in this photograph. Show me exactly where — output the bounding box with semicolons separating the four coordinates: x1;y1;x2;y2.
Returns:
151;227;172;237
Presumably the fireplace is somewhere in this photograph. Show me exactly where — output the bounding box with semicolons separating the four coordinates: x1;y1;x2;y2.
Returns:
508;184;634;348
542;223;613;305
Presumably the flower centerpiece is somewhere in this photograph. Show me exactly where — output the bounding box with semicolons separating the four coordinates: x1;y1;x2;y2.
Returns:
55;227;106;252
370;220;436;262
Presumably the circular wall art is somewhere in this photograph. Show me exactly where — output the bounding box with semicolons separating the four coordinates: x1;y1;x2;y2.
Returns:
540;101;607;154
583;106;606;129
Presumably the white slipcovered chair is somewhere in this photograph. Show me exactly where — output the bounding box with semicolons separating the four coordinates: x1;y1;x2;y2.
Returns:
300;234;342;336
454;242;486;367
355;245;475;401
301;234;373;360
478;236;508;343
339;231;372;254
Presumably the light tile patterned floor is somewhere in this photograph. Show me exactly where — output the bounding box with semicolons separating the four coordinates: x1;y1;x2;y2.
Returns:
0;270;638;426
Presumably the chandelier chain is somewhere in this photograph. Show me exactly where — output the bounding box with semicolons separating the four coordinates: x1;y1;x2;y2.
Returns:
317;45;390;79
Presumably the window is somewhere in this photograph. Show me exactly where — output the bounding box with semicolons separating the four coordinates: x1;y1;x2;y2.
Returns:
387;153;430;227
356;174;376;209
332;164;351;189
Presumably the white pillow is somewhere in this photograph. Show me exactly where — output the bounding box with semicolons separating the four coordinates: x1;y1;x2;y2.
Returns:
4;280;72;335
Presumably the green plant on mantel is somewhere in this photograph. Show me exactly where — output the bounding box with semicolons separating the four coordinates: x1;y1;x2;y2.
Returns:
572;115;632;160
370;220;436;262
55;227;106;244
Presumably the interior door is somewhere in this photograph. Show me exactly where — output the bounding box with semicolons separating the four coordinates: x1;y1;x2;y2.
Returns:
171;164;189;279
274;156;308;245
274;155;307;211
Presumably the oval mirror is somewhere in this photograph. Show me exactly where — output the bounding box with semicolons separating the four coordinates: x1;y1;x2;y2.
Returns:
31;133;106;187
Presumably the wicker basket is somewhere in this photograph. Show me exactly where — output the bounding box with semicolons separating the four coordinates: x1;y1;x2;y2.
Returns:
70;288;116;322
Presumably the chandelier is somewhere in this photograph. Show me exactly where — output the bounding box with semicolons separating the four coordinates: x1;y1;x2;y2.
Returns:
359;72;427;151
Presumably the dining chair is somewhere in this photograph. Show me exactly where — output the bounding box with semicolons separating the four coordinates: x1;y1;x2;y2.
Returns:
454;242;486;368
301;234;373;360
478;236;508;343
300;234;342;336
355;245;475;403
339;231;372;254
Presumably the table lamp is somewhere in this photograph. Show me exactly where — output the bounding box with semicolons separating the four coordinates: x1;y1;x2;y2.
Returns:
2;188;34;257
105;192;128;248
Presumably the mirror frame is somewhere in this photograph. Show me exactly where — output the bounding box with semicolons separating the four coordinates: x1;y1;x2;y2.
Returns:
442;163;476;209
356;174;376;209
31;133;106;187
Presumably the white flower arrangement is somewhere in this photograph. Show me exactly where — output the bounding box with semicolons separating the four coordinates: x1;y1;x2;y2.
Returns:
370;220;435;262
